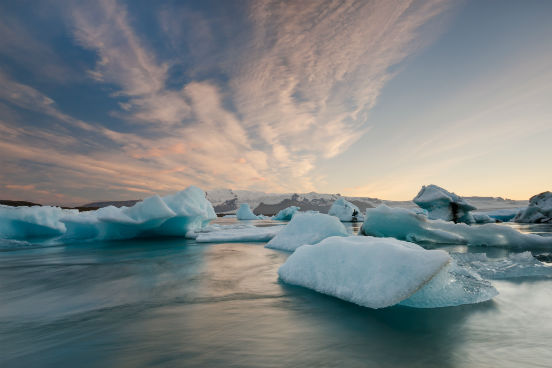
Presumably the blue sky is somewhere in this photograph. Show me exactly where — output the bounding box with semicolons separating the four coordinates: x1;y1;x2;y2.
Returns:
0;0;550;205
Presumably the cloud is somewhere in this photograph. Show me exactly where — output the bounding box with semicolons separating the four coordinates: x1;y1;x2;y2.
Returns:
0;0;454;204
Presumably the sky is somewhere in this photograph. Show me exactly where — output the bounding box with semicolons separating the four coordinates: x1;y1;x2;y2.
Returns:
0;0;550;206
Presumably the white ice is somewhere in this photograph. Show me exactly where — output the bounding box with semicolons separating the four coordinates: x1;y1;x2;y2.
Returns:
278;236;453;308
514;191;552;223
328;198;363;222
236;203;261;220
265;213;348;252
272;206;300;221
413;184;476;224
361;205;552;248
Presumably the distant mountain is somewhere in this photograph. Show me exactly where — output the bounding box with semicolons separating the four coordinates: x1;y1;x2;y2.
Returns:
81;200;140;208
0;200;42;207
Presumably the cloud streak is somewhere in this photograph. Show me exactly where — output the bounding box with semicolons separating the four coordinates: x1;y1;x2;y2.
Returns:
0;0;453;204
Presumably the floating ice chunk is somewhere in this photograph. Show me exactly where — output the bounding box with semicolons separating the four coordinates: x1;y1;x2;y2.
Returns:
413;185;476;224
236;203;261;220
514;191;552;223
0;205;76;239
266;213;348;252
399;259;498;308
328;198;363;222
272;206;300;221
361;205;552;248
196;225;282;242
278;236;451;309
452;252;552;279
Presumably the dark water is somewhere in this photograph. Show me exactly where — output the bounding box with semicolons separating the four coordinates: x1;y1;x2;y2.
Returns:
1;221;552;367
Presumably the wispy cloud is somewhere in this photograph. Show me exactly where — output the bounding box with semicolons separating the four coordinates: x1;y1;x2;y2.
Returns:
0;0;453;204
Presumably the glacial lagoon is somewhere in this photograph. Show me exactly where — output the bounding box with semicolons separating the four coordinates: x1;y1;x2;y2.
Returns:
1;219;551;368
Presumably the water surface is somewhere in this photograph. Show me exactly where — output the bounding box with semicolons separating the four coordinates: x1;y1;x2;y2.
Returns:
1;220;551;367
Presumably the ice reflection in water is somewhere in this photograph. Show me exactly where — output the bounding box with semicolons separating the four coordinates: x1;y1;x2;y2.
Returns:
0;219;551;367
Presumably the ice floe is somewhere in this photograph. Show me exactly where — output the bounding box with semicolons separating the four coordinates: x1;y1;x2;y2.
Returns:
328;198;363;222
514;191;552;224
266;213;348;252
279;235;496;308
413;184;476;224
195;225;282;243
361;205;552;248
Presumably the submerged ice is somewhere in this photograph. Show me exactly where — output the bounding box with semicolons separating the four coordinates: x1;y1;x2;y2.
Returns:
452;252;552;279
278;236;497;309
0;186;216;241
195;224;282;243
361;205;552;248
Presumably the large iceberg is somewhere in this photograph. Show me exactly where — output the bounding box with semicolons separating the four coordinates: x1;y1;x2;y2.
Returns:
272;206;300;221
328;198;363;222
413;185;476;224
278;236;497;309
236;203;261;220
265;213;348;252
0;186;216;241
0;205;76;239
361;205;552;248
514;191;552;223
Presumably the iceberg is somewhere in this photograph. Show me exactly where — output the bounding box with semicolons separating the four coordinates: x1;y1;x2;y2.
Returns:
272;206;300;221
265;213;348;252
328;198;363;222
0;205;76;239
0;186;216;241
413;185;476;224
361;205;552;248
514;191;552;223
195;225;282;242
236;203;261;220
452;252;552;279
278;235;496;309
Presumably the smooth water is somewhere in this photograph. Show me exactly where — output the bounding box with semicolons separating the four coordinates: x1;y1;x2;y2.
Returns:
1;220;552;367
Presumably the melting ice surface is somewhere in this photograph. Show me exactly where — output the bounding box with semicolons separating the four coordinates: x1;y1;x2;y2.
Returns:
362;205;552;248
194;224;282;243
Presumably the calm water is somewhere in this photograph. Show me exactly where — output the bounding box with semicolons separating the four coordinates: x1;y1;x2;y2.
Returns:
1;220;552;367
